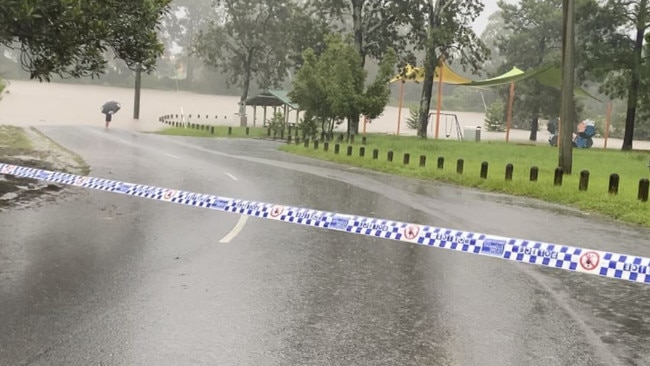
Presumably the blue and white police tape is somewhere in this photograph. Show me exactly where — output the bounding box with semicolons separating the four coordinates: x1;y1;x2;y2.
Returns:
2;162;650;285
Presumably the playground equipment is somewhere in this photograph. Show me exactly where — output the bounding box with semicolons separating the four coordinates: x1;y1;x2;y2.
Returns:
429;112;463;140
548;118;596;148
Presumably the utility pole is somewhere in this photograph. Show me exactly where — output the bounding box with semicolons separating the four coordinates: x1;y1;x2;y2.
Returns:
133;63;142;120
559;0;575;174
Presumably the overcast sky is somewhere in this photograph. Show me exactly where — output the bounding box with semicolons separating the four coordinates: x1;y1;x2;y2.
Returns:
473;0;518;35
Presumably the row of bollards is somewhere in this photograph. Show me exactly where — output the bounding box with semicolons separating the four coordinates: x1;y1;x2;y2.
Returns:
303;139;650;202
160;116;254;137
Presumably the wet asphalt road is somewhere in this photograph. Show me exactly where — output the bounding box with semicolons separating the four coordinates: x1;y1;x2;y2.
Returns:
2;126;650;366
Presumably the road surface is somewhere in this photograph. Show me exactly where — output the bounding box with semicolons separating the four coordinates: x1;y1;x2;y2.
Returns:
2;125;650;365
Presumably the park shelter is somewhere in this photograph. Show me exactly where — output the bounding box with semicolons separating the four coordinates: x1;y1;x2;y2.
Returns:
244;90;300;127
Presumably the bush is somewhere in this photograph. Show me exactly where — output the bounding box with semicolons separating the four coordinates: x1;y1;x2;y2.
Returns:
485;100;506;132
297;111;319;138
405;104;421;130
268;112;286;135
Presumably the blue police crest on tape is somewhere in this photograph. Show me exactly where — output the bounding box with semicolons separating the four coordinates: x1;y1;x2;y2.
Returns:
2;162;650;285
481;238;506;257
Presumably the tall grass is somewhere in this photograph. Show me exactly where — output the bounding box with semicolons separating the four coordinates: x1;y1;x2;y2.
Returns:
280;134;650;227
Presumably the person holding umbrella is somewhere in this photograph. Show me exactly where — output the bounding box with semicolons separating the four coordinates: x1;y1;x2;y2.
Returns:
101;100;121;128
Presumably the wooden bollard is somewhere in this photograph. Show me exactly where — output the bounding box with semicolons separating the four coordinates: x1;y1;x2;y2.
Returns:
609;174;620;195
456;159;464;174
360;146;365;157
324;142;329;152
387;151;394;162
554;167;563;186
403;153;410;165
334;143;340;154
530;166;539;182
505;163;513;181
419;155;426;167
638;178;649;202
346;145;353;156
480;161;488;179
579;170;589;191
373;149;379;159
437;157;444;169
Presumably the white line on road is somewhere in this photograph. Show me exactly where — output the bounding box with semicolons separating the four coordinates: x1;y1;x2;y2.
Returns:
224;172;238;181
219;215;248;243
164;152;180;159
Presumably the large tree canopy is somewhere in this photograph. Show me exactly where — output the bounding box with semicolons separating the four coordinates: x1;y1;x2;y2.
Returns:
415;0;489;138
289;34;396;136
0;0;172;81
194;0;295;106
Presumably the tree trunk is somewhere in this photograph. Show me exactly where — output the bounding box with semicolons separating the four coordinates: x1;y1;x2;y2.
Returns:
347;0;365;135
351;0;365;68
529;116;538;141
622;22;645;151
239;51;254;127
417;1;439;138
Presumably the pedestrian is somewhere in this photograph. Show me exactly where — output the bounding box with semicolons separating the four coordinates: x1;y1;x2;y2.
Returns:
104;111;113;128
101;100;121;129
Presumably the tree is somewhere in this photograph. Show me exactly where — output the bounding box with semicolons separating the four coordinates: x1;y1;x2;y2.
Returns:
289;34;396;136
415;0;489;138
0;0;172;81
496;0;597;143
194;0;297;126
312;0;426;133
480;10;510;75
497;0;563;141
583;0;650;150
159;0;216;86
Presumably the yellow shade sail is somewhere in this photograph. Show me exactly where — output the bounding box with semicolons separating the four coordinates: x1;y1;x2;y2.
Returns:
390;62;472;85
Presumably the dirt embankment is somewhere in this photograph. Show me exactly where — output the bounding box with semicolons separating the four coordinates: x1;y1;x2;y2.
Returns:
0;125;88;209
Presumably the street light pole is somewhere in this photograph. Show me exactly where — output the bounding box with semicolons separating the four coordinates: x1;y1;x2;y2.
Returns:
133;63;142;120
559;0;575;174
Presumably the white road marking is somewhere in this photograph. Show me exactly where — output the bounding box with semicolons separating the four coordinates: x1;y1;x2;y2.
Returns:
219;215;248;243
224;172;238;181
164;152;180;159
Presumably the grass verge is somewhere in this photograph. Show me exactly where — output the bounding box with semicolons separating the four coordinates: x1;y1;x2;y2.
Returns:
155;126;269;138
0;125;33;156
280;134;650;227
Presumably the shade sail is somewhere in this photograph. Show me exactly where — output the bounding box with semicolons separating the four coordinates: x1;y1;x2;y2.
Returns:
461;64;601;101
390;63;472;85
390;62;601;101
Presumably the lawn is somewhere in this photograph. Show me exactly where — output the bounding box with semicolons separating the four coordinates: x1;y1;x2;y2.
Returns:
280;134;650;227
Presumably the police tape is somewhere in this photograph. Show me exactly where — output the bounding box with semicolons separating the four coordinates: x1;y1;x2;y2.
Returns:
2;162;650;285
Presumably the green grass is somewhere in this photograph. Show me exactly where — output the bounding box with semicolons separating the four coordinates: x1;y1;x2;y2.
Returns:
0;125;33;155
155;125;270;138
280;134;650;227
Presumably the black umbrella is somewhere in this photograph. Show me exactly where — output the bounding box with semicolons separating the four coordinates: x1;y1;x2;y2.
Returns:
102;100;121;114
